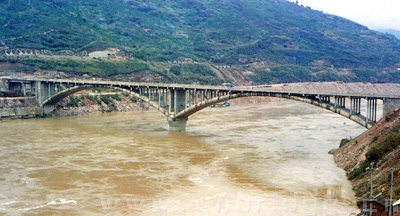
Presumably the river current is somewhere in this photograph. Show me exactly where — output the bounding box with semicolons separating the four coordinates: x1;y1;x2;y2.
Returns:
0;99;367;215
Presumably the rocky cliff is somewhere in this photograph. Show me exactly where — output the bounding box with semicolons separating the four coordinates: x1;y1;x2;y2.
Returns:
0;97;42;118
332;109;400;199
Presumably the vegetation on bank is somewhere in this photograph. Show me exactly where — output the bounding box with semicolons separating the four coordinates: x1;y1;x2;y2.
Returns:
0;57;149;77
347;125;400;181
336;110;400;199
67;94;123;107
56;90;146;115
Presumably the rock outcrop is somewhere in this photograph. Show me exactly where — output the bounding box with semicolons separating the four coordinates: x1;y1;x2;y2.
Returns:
331;109;400;198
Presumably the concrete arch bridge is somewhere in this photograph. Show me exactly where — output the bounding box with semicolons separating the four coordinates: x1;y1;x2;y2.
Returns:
3;77;400;131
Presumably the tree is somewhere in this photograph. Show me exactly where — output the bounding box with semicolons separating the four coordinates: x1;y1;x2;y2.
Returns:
170;65;181;75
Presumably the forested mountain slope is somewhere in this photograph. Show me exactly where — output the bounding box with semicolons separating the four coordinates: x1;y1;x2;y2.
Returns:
1;0;400;84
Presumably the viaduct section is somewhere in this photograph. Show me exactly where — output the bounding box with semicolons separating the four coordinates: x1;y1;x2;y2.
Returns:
2;77;400;131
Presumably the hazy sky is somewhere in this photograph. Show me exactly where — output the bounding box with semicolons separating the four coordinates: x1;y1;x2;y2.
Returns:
289;0;400;31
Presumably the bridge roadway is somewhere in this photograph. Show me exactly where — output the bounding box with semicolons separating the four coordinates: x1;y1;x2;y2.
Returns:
3;77;400;131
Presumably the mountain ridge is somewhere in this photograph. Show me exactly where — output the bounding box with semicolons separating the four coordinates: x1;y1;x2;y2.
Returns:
1;0;400;84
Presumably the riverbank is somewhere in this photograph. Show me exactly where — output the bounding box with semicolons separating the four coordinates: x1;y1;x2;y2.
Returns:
50;92;152;117
331;109;400;200
0;97;42;119
0;93;151;119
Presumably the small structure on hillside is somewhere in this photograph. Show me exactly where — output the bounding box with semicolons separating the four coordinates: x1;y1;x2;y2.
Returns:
213;64;231;69
393;199;400;216
88;48;120;59
356;199;387;216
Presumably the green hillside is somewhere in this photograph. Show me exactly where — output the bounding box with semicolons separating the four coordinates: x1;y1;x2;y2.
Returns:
1;0;400;84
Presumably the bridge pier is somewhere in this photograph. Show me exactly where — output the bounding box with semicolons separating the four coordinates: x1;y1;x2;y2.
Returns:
36;81;56;104
334;96;346;114
167;116;188;131
367;98;377;122
169;88;187;114
350;97;361;115
334;96;345;108
167;89;188;131
43;105;55;115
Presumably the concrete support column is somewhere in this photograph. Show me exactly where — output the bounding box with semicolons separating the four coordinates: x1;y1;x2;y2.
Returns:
367;98;377;122
36;81;43;104
169;89;174;114
158;88;161;107
49;83;56;98
166;88;188;131
334;96;345;114
194;89;198;104
350;97;361;115
319;95;330;103
324;96;331;103
22;83;26;96
163;89;168;108
148;87;152;102
35;81;58;107
174;89;186;114
335;96;345;108
167;116;188;131
36;81;51;104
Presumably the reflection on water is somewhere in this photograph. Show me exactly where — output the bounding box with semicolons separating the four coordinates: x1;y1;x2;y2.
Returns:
0;99;366;215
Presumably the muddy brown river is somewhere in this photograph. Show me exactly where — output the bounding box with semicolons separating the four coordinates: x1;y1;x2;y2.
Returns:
0;99;368;215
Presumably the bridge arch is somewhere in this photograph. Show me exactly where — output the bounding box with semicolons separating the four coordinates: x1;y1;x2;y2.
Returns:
41;85;376;130
174;92;255;119
40;84;169;116
174;92;375;129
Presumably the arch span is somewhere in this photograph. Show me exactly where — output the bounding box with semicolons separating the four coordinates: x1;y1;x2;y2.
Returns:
174;92;375;128
174;92;256;119
14;77;384;130
41;85;375;129
41;84;169;116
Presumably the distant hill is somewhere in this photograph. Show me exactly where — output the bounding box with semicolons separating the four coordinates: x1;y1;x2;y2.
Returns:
1;0;400;84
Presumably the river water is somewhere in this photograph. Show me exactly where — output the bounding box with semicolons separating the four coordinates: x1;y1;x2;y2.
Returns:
0;98;367;215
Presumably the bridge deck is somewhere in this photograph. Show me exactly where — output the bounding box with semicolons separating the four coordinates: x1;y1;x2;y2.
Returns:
4;77;400;99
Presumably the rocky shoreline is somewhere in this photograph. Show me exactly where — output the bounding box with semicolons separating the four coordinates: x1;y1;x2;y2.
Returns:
331;109;400;200
0;97;42;119
50;93;152;117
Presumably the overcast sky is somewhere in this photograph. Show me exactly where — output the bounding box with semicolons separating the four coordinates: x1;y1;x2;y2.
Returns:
288;0;400;31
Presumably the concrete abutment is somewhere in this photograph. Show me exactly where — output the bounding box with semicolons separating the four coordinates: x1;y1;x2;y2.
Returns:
43;105;55;115
167;116;188;132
